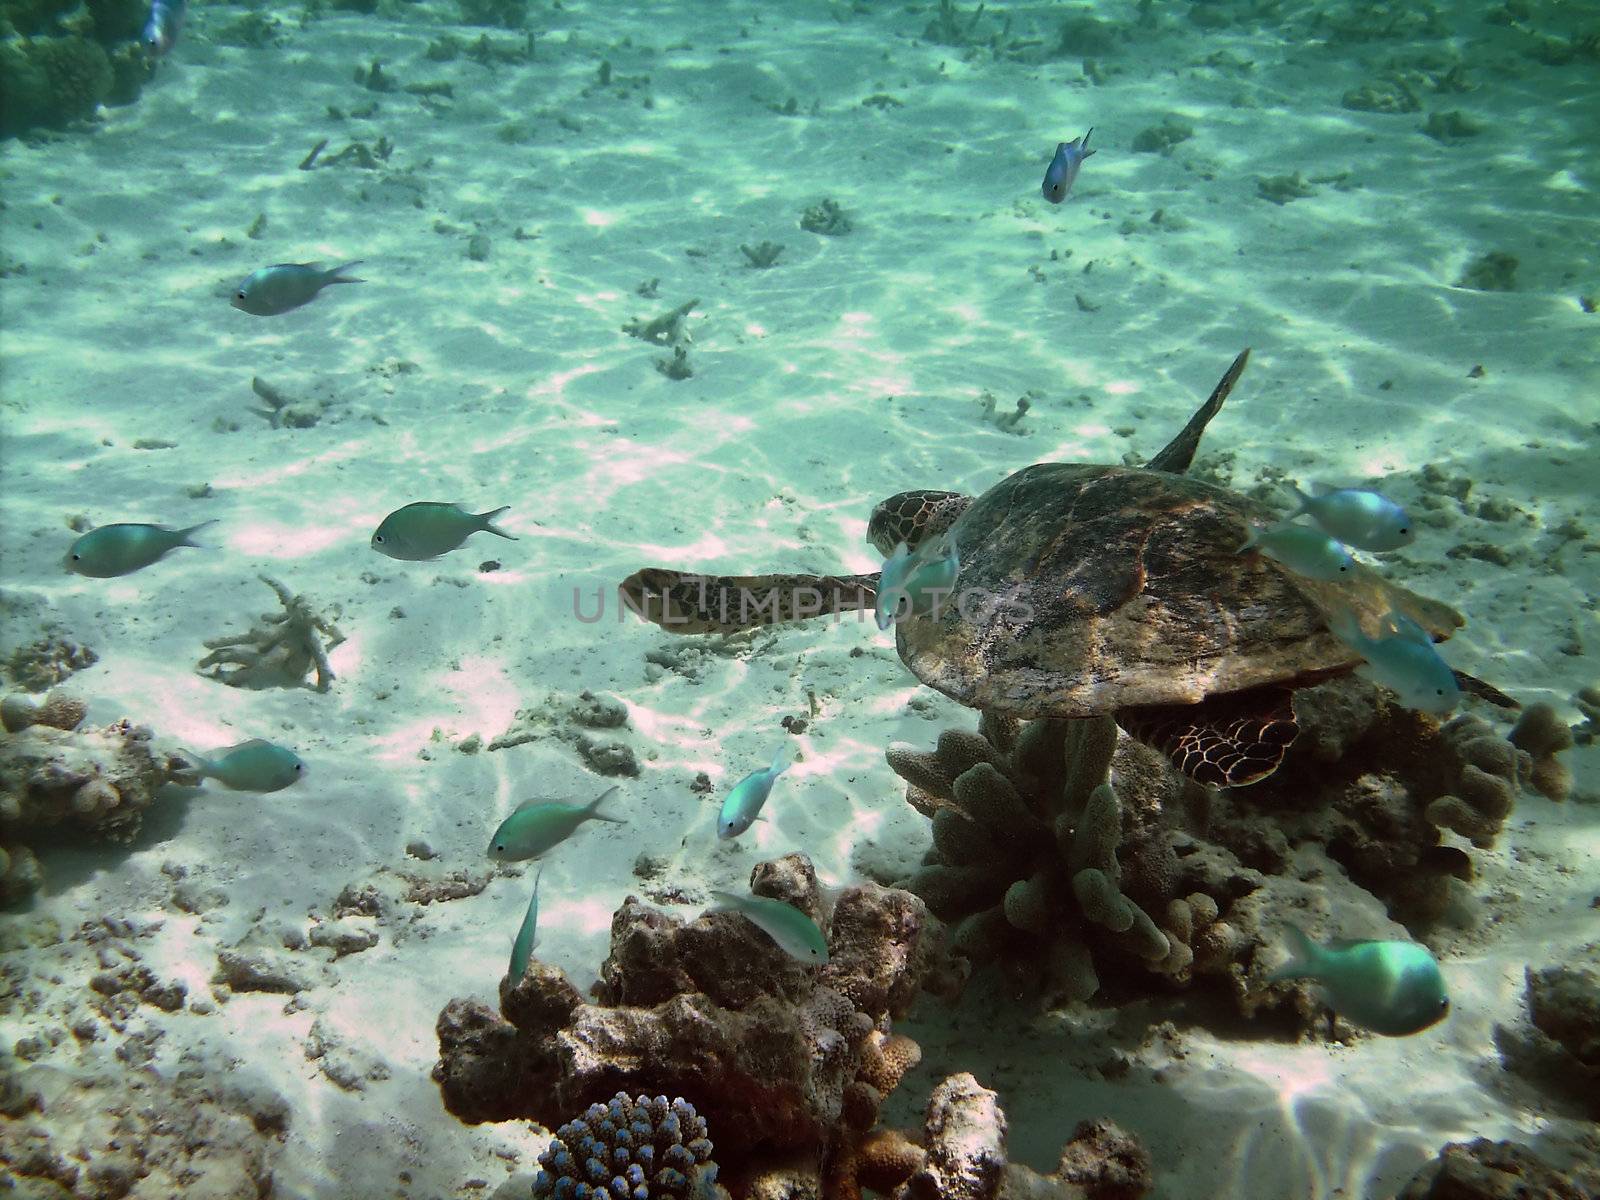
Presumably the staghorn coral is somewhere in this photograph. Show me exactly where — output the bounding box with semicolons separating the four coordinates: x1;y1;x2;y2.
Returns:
1;700;190;902
533;1092;728;1200
434;854;951;1194
196;575;345;692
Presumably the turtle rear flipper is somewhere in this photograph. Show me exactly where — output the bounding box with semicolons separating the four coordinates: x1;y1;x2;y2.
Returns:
1116;682;1297;787
620;568;877;635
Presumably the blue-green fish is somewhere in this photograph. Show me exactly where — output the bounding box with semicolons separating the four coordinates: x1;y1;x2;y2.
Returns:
1268;924;1449;1036
1329;609;1460;717
232;261;364;316
66;520;216;578
487;787;624;862
1042;129;1094;203
182;738;306;792
717;747;792;840
709;890;829;965
371;502;516;561
507;865;542;981
875;535;961;629
1238;521;1354;581
1288;484;1414;552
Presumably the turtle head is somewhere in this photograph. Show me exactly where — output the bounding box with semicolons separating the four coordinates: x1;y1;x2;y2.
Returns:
867;490;972;556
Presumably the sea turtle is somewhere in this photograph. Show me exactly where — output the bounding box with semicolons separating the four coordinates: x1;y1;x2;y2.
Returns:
619;350;1466;787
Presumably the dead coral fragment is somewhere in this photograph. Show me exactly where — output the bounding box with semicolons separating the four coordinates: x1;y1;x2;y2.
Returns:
197;576;345;692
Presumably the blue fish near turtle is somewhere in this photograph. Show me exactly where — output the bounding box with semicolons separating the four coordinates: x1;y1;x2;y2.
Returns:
1287;483;1414;552
487;787;625;862
181;739;306;792
1042;129;1095;203
232;262;364;316
1329;608;1461;717
1268;924;1449;1036
371;502;516;561
67;520;217;578
717;748;793;840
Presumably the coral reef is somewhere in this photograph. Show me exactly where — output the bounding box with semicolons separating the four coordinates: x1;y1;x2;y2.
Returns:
889;712;1228;1007
1395;1138;1600;1200
196;575;345;692
435;854;954;1194
1507;703;1574;802
1;692;190;902
887;676;1564;1012
3;630;97;692
533;1092;727;1200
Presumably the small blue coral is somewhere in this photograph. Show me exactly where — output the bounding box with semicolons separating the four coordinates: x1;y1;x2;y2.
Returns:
532;1093;724;1200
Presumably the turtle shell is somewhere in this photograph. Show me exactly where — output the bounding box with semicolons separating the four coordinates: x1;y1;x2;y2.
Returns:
894;463;1462;717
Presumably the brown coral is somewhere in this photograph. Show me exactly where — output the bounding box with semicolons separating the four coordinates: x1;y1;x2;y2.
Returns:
197;575;345;692
434;854;949;1188
1508;703;1574;802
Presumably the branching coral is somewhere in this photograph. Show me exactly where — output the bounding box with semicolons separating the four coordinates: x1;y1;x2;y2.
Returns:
196;575;345;692
434;854;951;1194
533;1092;728;1200
0;692;190;901
888;713;1187;1006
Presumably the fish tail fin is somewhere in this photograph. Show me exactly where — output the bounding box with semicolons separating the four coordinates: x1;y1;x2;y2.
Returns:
1327;608;1367;649
770;747;794;777
1236;526;1261;554
176;748;213;778
1284;484;1313;519
175;519;220;548
325;261;365;285
586;785;626;824
1266;924;1322;982
1081;127;1096;155
708;889;740;911
476;505;518;542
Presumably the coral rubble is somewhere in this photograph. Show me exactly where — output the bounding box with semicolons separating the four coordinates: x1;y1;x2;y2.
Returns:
196;575;345;692
1396;1138;1600;1200
1;692;190;902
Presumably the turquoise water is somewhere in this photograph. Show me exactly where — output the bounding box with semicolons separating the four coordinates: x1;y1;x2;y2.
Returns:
1;1;1597;1197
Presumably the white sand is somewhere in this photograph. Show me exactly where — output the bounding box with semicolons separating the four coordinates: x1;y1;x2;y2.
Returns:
2;0;1597;1196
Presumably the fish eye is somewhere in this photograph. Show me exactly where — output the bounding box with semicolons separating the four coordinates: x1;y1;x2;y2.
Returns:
235;290;247;299
494;843;504;852
71;553;81;561
374;534;384;542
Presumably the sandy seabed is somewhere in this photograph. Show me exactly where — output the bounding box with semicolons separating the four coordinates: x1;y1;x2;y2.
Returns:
1;0;1597;1196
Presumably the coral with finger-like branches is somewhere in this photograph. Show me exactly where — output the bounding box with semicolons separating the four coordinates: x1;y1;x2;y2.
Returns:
196;576;345;692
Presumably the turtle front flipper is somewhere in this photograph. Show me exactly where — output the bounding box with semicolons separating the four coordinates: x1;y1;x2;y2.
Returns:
619;568;878;635
1116;682;1297;787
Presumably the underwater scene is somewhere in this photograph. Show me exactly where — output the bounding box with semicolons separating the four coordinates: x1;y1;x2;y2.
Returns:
1;0;1598;1196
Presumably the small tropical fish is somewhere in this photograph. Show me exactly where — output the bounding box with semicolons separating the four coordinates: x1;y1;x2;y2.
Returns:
507;865;542;981
182;738;306;792
875;535;961;630
1268;924;1449;1036
1042;129;1095;203
709;890;829;965
1238;520;1354;581
1287;484;1414;552
232;262;364;316
1329;609;1461;717
66;520;216;578
487;787;625;862
717;747;793;840
143;0;187;55
371;502;516;561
